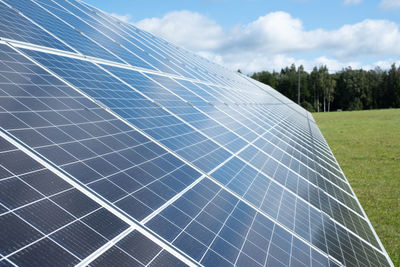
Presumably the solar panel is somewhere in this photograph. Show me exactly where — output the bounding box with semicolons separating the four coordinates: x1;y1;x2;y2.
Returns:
0;0;393;266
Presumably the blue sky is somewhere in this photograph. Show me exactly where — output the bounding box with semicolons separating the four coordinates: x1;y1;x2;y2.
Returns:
85;0;400;73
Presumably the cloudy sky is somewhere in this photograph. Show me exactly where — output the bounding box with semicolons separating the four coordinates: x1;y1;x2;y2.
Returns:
85;0;400;73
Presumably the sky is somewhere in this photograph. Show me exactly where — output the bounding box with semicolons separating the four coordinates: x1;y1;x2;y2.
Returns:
84;0;400;74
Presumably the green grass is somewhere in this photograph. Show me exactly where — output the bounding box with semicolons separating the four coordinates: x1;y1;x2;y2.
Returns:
313;109;400;266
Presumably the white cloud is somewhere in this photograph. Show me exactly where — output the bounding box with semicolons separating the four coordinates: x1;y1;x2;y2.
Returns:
380;0;400;9
326;19;400;58
198;52;362;73
110;13;132;23
363;58;400;70
135;11;400;73
343;0;363;5
135;11;224;51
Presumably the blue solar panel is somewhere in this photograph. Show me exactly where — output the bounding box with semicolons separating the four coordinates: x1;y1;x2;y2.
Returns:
0;0;393;266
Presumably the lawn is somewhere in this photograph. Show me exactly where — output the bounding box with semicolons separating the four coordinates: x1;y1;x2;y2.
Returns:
313;109;400;266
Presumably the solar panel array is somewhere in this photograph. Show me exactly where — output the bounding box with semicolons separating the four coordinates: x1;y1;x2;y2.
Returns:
0;0;393;266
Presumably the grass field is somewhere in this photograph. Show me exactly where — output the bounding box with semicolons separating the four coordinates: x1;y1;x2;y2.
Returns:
313;109;400;266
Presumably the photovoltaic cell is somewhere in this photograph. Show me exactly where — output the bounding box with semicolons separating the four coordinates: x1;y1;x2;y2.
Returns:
0;0;393;266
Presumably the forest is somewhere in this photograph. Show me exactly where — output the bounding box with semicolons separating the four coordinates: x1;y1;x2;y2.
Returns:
250;64;400;112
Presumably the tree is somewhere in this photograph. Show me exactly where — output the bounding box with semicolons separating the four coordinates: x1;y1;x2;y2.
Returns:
386;64;400;108
309;67;320;112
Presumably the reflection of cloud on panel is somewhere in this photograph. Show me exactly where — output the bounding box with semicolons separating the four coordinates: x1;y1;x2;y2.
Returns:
110;13;132;23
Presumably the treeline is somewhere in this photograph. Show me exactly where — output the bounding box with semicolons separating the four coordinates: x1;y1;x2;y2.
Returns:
251;64;400;112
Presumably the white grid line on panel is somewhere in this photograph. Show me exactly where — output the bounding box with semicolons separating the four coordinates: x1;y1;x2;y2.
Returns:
233;177;269;266
0;184;71;218
249;104;341;172
198;191;243;263
74;0;211;83
168;87;349;199
233;151;381;253
3;38;212;87
241;74;309;118
246;104;343;177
